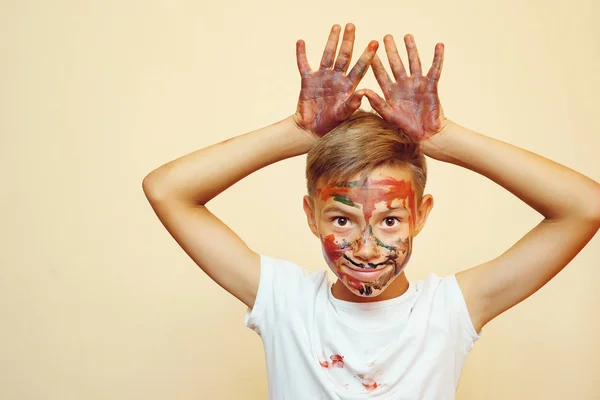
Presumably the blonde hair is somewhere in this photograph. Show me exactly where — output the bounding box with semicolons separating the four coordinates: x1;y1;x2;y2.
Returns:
305;109;427;206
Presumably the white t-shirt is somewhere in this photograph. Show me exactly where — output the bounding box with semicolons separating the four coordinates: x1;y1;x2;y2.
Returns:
245;254;482;399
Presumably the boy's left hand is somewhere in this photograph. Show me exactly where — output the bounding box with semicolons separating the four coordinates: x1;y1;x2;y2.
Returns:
364;34;448;143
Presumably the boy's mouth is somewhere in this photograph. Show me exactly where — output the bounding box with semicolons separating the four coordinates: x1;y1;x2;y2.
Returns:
341;263;391;282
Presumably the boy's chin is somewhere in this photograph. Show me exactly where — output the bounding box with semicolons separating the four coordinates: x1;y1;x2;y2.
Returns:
348;285;389;298
340;275;395;297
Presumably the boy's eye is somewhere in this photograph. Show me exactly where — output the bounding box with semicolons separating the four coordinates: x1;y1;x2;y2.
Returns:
383;217;402;228
331;217;351;227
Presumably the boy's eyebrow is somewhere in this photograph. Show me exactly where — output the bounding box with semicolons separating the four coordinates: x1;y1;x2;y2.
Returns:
322;206;358;215
322;205;409;215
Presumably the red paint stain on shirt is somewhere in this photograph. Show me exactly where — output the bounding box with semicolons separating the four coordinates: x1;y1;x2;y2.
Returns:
362;381;378;391
330;354;344;368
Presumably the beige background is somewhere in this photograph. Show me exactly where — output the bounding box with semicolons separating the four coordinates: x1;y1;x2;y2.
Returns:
1;0;599;399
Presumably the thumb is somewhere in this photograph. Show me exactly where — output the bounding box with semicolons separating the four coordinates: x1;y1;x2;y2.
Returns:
363;89;390;119
338;90;366;119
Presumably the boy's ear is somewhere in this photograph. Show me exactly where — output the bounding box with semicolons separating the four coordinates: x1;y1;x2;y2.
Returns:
303;195;320;238
413;194;434;237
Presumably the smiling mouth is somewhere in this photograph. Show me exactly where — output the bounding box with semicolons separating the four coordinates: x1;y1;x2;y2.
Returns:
341;263;391;282
342;263;390;273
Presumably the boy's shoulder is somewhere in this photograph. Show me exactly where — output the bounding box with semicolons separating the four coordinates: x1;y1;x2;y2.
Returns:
258;253;329;293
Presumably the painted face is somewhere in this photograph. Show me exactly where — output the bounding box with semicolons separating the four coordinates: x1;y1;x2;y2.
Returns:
316;168;417;297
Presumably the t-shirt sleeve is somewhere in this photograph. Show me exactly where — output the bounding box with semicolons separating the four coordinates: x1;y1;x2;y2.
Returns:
244;253;313;337
442;274;483;353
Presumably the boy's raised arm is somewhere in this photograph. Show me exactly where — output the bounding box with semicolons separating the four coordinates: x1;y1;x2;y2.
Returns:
364;33;600;333
142;23;378;309
142;117;315;309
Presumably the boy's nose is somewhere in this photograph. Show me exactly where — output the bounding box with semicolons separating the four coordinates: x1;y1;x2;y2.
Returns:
354;232;379;263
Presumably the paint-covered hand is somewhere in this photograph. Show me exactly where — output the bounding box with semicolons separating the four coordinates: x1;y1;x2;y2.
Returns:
364;34;449;143
293;23;379;138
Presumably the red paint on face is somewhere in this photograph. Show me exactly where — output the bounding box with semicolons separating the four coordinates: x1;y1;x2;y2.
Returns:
363;381;378;391
343;274;363;290
322;233;344;263
319;360;329;368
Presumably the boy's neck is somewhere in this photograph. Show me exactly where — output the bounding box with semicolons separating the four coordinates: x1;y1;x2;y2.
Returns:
331;272;410;303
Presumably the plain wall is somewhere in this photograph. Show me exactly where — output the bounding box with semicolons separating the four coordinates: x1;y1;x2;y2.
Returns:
1;0;599;398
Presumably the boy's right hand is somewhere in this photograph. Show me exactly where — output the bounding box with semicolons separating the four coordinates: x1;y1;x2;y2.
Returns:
293;23;379;138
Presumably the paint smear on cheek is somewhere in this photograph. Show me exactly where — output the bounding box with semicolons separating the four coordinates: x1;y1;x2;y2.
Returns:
321;234;363;286
396;236;410;255
322;233;344;263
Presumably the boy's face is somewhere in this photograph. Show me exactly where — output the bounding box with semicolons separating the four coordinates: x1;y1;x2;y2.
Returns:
303;165;433;298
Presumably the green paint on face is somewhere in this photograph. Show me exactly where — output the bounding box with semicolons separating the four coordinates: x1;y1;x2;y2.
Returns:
332;181;359;188
333;195;359;208
369;225;397;251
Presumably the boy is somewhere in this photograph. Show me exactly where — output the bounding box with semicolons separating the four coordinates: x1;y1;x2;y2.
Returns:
142;23;600;399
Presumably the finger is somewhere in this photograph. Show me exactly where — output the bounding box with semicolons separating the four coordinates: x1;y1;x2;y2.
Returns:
333;23;356;73
347;40;379;87
320;24;342;70
383;34;408;80
370;53;393;98
364;89;392;119
404;34;422;76
296;40;312;76
426;42;444;81
338;89;365;119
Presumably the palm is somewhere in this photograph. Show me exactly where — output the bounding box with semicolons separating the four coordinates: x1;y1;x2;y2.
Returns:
297;70;356;135
364;34;447;142
384;77;443;140
295;24;378;137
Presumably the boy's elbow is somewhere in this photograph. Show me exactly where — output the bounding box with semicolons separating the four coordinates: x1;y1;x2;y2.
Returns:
142;173;167;202
583;188;600;222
